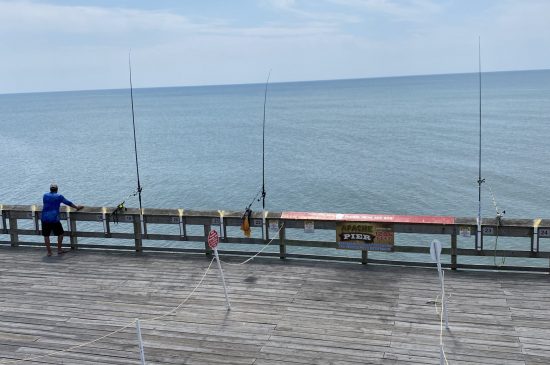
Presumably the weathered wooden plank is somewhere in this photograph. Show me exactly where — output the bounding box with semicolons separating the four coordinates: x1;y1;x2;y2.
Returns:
1;246;550;364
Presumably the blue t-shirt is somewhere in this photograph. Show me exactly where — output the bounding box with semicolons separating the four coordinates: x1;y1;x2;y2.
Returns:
42;192;74;223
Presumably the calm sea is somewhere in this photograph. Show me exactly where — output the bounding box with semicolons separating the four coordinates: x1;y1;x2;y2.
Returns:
1;70;549;263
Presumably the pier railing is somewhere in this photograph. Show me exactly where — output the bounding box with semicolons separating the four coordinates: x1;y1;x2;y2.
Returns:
1;205;549;272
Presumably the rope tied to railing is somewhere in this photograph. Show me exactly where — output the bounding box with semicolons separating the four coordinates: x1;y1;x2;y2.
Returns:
220;223;284;266
0;257;215;365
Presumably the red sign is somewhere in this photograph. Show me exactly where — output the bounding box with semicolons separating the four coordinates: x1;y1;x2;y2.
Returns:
281;211;455;225
208;230;219;249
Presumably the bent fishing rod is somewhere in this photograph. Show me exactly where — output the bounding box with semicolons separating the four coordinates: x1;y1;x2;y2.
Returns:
129;51;143;213
111;51;144;225
260;71;271;239
476;37;484;250
261;71;271;216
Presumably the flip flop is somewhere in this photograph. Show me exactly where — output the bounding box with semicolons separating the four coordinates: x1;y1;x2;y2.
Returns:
57;250;69;255
47;252;52;257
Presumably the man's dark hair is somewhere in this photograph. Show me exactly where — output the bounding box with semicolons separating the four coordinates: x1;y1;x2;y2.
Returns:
50;183;58;193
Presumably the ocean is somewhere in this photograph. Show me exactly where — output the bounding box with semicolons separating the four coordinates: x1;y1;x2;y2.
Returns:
1;70;549;263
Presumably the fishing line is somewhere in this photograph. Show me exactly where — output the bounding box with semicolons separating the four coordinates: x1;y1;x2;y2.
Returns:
487;182;506;267
476;38;506;267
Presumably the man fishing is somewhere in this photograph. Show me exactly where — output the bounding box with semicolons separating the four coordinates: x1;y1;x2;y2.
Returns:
41;183;83;256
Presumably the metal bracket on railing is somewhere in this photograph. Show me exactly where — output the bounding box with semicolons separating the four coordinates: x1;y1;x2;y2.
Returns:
101;208;109;237
177;209;186;239
64;206;71;233
140;210;146;238
475;217;483;252
532;218;542;253
217;210;225;240
0;205;5;233
31;205;39;233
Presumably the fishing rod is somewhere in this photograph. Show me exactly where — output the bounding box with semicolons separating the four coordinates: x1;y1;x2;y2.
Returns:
111;51;144;228
241;71;271;239
128;51;143;214
261;71;271;239
476;37;484;250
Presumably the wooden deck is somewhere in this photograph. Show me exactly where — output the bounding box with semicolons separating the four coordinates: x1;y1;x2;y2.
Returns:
0;246;549;365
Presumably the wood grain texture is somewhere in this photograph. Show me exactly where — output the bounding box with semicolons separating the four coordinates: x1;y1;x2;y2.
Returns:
0;246;548;364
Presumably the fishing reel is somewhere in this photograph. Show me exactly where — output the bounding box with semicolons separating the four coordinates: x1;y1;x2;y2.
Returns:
111;201;127;224
496;210;505;225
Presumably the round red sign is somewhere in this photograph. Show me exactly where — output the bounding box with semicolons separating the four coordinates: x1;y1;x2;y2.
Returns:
208;229;219;248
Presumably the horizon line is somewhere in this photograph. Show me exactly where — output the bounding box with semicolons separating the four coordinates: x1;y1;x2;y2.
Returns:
2;67;549;97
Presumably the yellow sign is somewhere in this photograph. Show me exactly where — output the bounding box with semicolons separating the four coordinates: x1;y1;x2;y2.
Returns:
336;222;394;251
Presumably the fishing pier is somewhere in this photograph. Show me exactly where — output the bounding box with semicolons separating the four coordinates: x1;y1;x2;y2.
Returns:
1;205;550;364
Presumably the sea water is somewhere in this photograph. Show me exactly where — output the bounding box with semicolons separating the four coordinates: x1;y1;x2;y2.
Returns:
1;70;549;265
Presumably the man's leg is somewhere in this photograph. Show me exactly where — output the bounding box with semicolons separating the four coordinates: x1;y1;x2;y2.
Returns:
57;234;64;254
44;236;52;256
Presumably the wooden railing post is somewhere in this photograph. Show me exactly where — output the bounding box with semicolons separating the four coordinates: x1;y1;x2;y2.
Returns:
451;232;457;270
8;214;18;247
70;218;78;250
361;250;368;265
133;215;143;252
279;224;286;259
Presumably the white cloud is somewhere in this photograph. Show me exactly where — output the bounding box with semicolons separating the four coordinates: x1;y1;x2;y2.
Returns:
263;0;361;24
0;1;215;35
266;0;443;22
0;0;548;94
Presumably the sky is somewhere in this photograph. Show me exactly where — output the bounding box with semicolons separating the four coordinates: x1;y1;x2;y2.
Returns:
1;0;549;94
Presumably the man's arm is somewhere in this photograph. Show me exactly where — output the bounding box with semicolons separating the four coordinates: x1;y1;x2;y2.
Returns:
61;196;84;211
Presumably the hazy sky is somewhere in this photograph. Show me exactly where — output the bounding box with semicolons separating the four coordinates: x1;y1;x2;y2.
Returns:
1;0;549;94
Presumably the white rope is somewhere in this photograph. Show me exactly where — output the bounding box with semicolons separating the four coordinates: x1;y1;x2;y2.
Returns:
0;320;137;364
143;257;215;322
2;222;284;364
0;257;216;365
433;294;450;365
220;223;284;266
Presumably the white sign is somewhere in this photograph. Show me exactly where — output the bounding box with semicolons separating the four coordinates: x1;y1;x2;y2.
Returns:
459;226;471;238
269;220;279;232
483;226;494;235
304;221;314;233
539;228;550;238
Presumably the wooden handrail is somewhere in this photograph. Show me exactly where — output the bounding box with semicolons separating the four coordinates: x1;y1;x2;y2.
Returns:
1;204;549;272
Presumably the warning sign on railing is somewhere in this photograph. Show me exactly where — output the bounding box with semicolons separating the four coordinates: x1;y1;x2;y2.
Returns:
336;222;394;251
208;229;219;249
